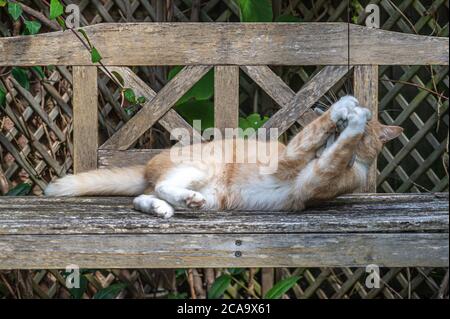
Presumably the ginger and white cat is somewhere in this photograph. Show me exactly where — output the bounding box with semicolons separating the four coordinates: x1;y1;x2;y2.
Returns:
45;96;403;218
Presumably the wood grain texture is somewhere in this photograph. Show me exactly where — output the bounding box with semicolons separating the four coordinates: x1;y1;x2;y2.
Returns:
72;66;98;173
0;193;447;235
0;233;447;269
98;149;163;168
354;65;379;192
105;67;197;145
0;23;447;66
214;66;239;132
0;193;447;268
262;66;352;136
241;66;318;127
100;65;211;150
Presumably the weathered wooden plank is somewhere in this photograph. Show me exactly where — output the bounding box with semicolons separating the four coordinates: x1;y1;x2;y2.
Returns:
214;66;239;133
0;233;447;269
100;65;211;150
0;23;447;66
354;65;379;192
0;194;447;235
72;66;98;173
98;149;163;168
105;66;197;144
262;66;351;136
240;66;318;127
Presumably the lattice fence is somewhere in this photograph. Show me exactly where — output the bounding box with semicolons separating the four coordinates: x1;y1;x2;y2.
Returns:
0;0;448;299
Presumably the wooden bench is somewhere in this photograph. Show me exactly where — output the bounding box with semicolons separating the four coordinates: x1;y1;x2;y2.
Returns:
0;23;448;269
0;193;448;269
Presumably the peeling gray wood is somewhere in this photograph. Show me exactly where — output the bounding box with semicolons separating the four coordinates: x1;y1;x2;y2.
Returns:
0;23;447;66
98;149;163;168
0;193;447;235
73;66;98;173
354;65;379;192
100;65;211;150
105;66;197;145
262;66;352;136
215;66;239;132
241;66;318;127
0;233;447;269
0;193;447;268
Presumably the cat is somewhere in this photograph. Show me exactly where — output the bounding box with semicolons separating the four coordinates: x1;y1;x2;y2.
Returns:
45;96;403;218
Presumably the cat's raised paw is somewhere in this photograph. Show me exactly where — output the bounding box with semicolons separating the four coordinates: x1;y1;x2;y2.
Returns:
330;96;359;124
346;107;372;133
185;191;206;209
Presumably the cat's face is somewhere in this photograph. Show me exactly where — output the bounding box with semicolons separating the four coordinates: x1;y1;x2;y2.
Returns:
356;119;403;163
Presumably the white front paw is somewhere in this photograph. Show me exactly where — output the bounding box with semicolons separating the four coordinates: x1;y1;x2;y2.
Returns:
133;195;174;218
347;107;372;134
330;95;359;123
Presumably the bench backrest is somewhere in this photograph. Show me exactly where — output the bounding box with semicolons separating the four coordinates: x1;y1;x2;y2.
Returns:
0;23;448;191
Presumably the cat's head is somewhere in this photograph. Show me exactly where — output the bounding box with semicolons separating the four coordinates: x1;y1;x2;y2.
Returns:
355;116;403;163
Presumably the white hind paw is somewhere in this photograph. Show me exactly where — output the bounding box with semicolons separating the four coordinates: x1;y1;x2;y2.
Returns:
133;195;174;219
184;191;206;209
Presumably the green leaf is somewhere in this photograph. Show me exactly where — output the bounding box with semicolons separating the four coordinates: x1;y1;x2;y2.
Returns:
93;283;126;299
168;67;214;105
208;274;231;299
24;20;42;35
239;113;269;134
0;0;7;7
8;2;23;21
78;29;92;48
56;16;66;29
238;0;273;22
175;100;214;131
68;275;88;299
31;66;45;79
12;67;30;90
227;268;245;275
0;87;6;107
264;276;300;299
137;96;146;104
49;0;64;20
111;71;124;87
5;183;32;196
275;14;302;22
91;47;102;63
123;88;136;104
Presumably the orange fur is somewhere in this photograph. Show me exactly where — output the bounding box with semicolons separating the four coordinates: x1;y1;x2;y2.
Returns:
45;96;403;218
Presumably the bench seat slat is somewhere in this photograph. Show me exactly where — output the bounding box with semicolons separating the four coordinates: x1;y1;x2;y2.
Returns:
0;193;447;269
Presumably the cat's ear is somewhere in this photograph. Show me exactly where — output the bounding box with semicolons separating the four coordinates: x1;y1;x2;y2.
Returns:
379;125;403;143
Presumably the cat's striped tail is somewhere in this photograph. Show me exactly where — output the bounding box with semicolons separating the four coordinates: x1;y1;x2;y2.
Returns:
44;166;147;196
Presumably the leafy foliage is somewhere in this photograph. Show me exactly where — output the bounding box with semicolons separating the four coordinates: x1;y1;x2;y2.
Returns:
168;66;214;105
7;1;22;21
237;0;273;22
0;86;6;107
49;0;64;20
5;183;32;196
12;67;30;90
93;283;126;299
24;20;41;35
208;274;232;299
264;276;301;299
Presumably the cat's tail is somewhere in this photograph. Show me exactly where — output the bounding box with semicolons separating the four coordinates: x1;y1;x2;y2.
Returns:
44;166;147;196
